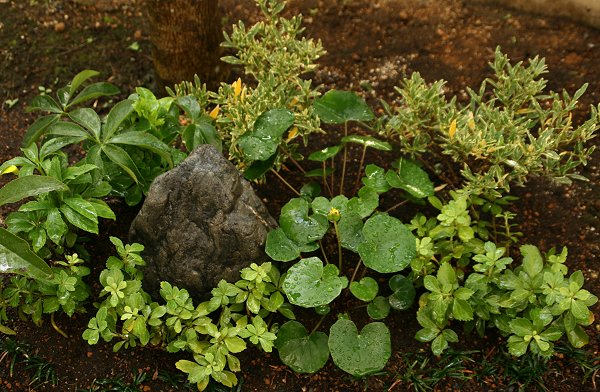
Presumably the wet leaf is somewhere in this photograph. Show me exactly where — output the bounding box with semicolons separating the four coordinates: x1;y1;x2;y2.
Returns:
386;158;434;199
238;108;294;161
314;90;375;124
274;321;329;373
279;198;328;245
328;319;391;377
350;277;378;302
282;257;348;308
358;214;416;273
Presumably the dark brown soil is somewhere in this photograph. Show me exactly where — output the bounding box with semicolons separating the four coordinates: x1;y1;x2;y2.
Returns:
1;0;599;391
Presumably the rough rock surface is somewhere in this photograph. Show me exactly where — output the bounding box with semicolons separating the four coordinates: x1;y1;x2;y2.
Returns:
129;145;277;299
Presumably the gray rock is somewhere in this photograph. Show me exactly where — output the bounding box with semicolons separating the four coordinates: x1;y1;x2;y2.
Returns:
129;145;277;299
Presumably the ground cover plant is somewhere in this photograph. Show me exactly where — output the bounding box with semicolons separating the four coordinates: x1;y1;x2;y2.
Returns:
1;0;600;391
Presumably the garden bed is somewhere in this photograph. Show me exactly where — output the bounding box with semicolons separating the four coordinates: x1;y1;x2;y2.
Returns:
0;0;599;391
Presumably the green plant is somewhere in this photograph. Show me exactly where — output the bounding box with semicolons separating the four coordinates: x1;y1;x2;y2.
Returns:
83;238;291;391
383;47;599;198
0;337;57;388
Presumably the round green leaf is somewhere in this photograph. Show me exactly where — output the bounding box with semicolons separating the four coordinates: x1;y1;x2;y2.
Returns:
350;277;379;302
308;145;342;162
314;90;375;124
358;214;417;273
362;164;391;194
346;186;379;219
338;212;364;252
265;228;301;262
282;257;348;308
279;198;329;245
328;319;391;377
388;275;416;310
275;321;330;374
238;108;294;161
341;135;392;151
367;296;391;320
386;158;434;199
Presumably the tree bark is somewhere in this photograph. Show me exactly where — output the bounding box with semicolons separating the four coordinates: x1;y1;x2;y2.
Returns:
145;0;223;93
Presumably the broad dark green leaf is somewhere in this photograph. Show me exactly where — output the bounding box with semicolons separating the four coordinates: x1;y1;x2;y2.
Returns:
69;70;100;96
22;114;61;147
265;228;301;262
279;198;328;245
338;211;364;252
60;202;98;234
282;257;348;308
358;214;416;273
328;319;390;377
101;144;143;184
109;131;174;167
103;99;134;140
45;208;67;245
182;122;222;153
305;167;334;178
314;90;375;124
69;108;101;140
0;228;53;281
367;296;391;320
244;154;276;180
275;321;329;374
68;82;119;108
0;176;68;207
238;109;295;161
361;164;391;194
388;274;416;310
386;158;434;199
27;95;63;114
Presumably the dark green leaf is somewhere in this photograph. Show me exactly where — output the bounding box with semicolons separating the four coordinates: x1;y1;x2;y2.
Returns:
265;228;301;262
308;145;342;162
69;70;100;96
275;321;329;374
103;99;134;140
243;154;276;180
109;131;174;167
27;95;63;114
386;158;434;199
328;319;391;377
69;108;101;139
279;198;329;245
22;114;61;147
358;214;416;273
68;82;119;108
338;212;364;252
367;296;391;320
350;277;378;302
101;144;143;184
0;176;68;207
314;90;375;124
238;109;295;161
388;275;415;310
0;228;53;281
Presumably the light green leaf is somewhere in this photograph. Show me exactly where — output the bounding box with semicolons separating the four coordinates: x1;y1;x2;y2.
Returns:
350;277;378;302
328;319;390;377
358;214;416;273
341;135;392;151
314;90;375;124
520;244;543;278
0;175;68;207
0;228;53;281
282;257;347;308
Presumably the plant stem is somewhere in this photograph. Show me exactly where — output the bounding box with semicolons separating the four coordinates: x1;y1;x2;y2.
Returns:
385;199;408;213
349;259;362;286
319;239;329;264
289;155;306;174
339;121;348;194
353;144;368;193
322;162;332;197
311;314;327;334
270;169;300;196
50;313;68;338
332;221;343;270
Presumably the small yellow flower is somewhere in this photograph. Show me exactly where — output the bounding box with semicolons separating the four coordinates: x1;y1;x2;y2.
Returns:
233;77;242;97
1;165;18;175
327;207;341;222
448;119;457;139
209;105;220;120
286;126;299;142
467;112;475;130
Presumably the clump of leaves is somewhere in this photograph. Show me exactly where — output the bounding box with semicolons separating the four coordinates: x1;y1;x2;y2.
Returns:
384;47;599;198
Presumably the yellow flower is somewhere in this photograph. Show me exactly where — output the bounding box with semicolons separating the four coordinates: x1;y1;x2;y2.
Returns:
286;126;299;142
448;119;457;139
209;105;220;120
233;77;242;97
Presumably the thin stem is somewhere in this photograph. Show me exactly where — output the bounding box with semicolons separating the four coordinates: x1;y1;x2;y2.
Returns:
333;221;343;271
319;239;329;264
289;155;306;174
349;259;363;286
353;144;368;194
322;162;333;197
339;121;348;194
330;157;335;196
50;313;68;338
385;199;408;213
311;314;327;334
270;169;300;196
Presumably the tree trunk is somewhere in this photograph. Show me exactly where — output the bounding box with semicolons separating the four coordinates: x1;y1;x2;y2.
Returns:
145;0;223;93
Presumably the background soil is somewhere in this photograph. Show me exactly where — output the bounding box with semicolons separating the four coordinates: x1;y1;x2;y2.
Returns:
0;0;600;391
